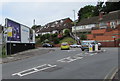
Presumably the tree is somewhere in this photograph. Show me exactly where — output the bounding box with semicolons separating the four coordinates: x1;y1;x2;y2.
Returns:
63;29;70;36
31;25;41;30
80;34;87;40
53;37;60;44
77;1;120;22
78;5;95;21
93;2;104;16
103;2;120;13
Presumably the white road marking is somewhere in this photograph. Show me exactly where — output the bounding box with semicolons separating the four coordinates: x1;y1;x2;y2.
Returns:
103;49;106;52
66;57;83;63
57;55;83;63
67;50;76;52
57;57;71;62
12;64;57;77
90;54;94;56
94;53;98;55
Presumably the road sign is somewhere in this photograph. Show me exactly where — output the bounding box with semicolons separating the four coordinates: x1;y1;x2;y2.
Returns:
89;44;93;52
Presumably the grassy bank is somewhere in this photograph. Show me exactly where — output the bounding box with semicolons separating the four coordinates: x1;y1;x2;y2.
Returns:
59;37;77;44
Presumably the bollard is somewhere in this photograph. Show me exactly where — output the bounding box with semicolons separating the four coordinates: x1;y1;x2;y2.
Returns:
95;44;98;51
89;44;93;52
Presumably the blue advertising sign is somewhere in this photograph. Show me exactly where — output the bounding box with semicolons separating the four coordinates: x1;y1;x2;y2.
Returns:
6;19;21;41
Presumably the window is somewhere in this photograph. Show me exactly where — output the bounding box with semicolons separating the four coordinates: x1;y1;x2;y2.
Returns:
55;22;58;24
110;21;116;29
51;24;55;27
60;20;63;23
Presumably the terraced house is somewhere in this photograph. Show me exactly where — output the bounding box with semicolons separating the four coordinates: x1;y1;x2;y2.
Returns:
35;18;73;35
87;10;120;47
72;10;120;47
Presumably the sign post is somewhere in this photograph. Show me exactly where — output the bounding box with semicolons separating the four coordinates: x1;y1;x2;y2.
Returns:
89;44;93;52
7;27;12;55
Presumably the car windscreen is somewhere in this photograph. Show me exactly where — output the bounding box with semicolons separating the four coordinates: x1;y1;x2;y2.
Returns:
81;41;96;45
61;43;68;45
81;42;89;45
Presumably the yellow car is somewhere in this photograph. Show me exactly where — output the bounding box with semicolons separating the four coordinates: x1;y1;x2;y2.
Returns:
61;42;70;50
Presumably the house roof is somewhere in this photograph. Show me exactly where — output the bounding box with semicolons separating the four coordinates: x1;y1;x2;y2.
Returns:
77;16;99;26
99;10;120;22
36;18;73;33
77;10;120;26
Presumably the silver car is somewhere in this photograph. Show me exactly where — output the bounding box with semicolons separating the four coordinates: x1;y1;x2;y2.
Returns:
70;44;81;48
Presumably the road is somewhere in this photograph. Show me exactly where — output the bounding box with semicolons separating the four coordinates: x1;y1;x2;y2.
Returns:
2;47;118;79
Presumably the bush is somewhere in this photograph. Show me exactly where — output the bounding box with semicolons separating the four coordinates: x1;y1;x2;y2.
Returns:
51;33;58;38
44;39;49;43
53;37;60;44
80;34;87;40
63;29;70;36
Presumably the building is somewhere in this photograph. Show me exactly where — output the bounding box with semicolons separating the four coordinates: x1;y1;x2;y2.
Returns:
35;18;73;35
98;10;120;29
87;10;120;47
72;16;99;33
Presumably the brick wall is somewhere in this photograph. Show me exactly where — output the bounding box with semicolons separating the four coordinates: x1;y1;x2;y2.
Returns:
100;40;120;47
87;34;93;40
92;29;106;34
95;36;114;41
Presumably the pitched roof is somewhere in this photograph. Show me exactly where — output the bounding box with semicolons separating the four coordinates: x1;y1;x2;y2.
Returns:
77;10;120;26
36;18;73;33
77;16;99;26
99;10;120;22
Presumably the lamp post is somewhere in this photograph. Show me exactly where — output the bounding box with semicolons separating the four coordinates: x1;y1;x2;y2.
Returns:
73;10;76;37
73;10;77;38
112;36;116;47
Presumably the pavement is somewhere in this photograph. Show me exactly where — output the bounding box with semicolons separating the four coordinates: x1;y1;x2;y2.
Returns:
1;48;55;64
2;47;118;79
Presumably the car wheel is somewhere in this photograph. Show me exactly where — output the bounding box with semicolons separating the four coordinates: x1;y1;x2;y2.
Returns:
81;48;85;51
98;47;101;50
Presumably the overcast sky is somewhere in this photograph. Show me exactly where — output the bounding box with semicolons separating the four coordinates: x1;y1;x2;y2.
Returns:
0;1;98;27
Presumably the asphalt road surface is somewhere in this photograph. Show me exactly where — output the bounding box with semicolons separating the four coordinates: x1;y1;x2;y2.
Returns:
2;47;118;79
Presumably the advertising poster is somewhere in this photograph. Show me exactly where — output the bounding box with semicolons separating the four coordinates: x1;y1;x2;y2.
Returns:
29;29;35;43
6;19;21;42
21;25;29;43
7;27;12;37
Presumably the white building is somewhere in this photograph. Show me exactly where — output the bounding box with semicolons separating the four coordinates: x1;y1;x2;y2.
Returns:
72;16;98;33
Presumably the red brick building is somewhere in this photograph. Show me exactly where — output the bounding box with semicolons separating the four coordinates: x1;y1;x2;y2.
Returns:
36;18;73;35
87;10;120;47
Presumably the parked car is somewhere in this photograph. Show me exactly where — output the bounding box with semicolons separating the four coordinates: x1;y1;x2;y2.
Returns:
70;44;81;48
42;43;54;47
81;40;102;51
61;42;70;50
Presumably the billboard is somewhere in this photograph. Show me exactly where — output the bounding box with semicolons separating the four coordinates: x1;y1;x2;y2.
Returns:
6;18;35;44
6;19;21;42
21;25;35;43
21;25;30;43
29;29;35;43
